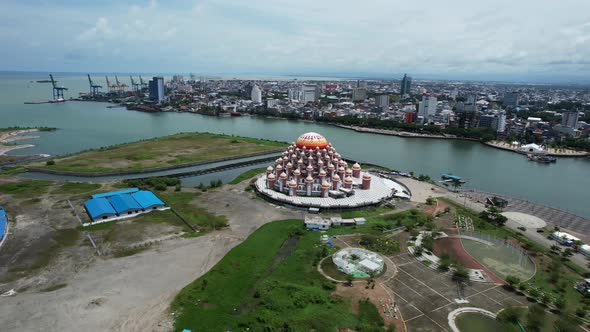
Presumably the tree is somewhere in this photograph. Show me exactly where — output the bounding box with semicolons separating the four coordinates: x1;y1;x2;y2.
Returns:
451;179;462;192
562;248;574;260
413;246;423;256
452;264;469;283
497;306;520;323
345;274;354;287
505;275;521;290
553;296;566;312
527;304;545;331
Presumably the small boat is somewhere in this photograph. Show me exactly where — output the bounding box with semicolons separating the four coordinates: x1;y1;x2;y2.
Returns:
441;173;465;183
527;154;556;163
230;112;242;116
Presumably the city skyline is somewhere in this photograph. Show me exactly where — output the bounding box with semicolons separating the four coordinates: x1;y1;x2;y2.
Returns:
3;0;590;83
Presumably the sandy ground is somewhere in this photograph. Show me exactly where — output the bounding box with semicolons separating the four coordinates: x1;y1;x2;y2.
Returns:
0;129;39;156
0;180;299;332
502;211;547;228
394;176;449;203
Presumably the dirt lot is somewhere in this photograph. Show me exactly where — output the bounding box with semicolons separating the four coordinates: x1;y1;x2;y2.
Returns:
0;177;299;332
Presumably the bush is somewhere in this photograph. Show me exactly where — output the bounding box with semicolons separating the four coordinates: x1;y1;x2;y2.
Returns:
46;160;55;165
497;307;520;323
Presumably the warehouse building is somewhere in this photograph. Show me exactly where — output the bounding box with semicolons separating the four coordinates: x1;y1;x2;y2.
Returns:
83;188;167;226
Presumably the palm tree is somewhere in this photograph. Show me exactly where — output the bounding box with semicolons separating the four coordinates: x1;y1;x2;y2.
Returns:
451;179;462;192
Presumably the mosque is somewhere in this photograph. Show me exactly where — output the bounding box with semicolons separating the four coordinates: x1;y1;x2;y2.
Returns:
255;132;410;209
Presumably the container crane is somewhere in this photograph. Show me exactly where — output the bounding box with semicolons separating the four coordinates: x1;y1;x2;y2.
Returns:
130;76;140;92
87;74;102;96
114;75;128;93
139;76;148;90
49;74;68;101
105;76;115;93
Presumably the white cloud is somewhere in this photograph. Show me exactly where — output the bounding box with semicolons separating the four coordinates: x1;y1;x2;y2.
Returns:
1;0;590;82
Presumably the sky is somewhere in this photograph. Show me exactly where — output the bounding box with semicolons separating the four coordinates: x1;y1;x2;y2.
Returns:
2;0;590;83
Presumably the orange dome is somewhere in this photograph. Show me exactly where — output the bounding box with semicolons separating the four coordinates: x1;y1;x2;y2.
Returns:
295;132;329;150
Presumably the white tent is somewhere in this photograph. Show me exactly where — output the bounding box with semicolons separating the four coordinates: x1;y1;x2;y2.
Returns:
519;143;544;154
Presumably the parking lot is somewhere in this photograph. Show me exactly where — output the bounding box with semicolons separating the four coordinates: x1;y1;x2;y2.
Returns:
386;253;528;331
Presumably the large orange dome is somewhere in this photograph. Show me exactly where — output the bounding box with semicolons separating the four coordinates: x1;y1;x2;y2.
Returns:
295;132;328;149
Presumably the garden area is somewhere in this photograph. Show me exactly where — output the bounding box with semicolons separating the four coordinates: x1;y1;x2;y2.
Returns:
172;219;395;332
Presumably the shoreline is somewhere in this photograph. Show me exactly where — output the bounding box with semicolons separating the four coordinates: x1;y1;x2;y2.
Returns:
483;141;589;158
0;129;40;156
330;124;479;141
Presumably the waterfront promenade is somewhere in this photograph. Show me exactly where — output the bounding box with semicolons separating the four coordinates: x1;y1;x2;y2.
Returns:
462;190;590;241
484;140;589;157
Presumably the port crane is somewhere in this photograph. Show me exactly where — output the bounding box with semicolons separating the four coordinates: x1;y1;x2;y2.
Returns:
139;76;148;90
87;74;102;96
114;75;128;93
130;76;140;92
49;74;68;101
105;76;116;93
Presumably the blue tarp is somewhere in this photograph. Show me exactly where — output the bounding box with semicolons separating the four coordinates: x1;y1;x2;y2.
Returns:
84;197;117;219
92;188;139;199
108;194;142;214
132;191;165;209
0;206;5;216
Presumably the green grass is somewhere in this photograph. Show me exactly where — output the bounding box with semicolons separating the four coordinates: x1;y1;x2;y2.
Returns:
340;205;395;219
358;299;385;328
0;166;26;175
51;182;102;195
0;180;52;198
173;219;385;331
228;167;266;185
159;192;227;232
498;306;582;332
40;132;287;173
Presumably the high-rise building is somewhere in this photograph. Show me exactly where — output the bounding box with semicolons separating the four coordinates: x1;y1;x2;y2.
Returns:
404;112;416;124
251;85;262;103
267;98;279;108
400;74;412;97
352;87;367;101
301;84;319;103
418;94;437;119
465;94;477;112
376;95;389;110
562;111;579;128
242;83;253;99
479;112;506;133
503;92;519;108
148;76;165;103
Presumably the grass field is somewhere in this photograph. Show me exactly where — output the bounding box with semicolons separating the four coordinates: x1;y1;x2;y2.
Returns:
172;219;387;331
51;182;102;195
0;180;52;198
40;132;286;173
228;167;266;185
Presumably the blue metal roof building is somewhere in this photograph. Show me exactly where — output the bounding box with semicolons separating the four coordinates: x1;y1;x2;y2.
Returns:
92;188;139;199
0;206;6;241
108;194;142;214
132;191;165;209
84;197;117;220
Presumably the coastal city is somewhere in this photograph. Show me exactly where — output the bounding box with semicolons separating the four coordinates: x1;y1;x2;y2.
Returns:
69;73;590;157
2;1;590;332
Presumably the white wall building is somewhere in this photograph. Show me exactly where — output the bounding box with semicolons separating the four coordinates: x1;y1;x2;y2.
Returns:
418;94;437;120
251;85;262;103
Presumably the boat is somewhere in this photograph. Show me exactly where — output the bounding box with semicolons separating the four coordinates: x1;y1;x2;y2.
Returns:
441;173;465;183
527;154;556;163
230;112;242;116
